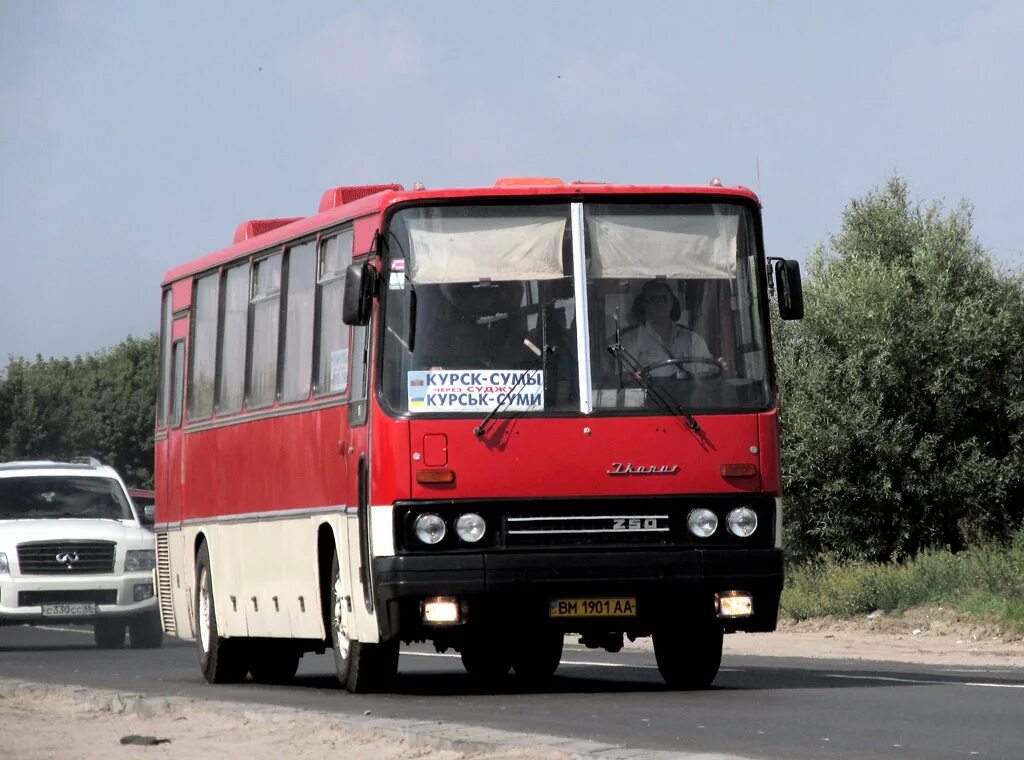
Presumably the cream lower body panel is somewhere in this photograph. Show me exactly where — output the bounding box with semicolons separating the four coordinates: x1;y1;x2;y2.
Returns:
157;508;385;644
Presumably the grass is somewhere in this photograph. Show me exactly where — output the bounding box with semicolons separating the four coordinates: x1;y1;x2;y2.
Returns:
781;530;1024;636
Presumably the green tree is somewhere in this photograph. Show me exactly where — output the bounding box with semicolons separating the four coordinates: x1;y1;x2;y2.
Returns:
775;177;1024;563
0;335;159;488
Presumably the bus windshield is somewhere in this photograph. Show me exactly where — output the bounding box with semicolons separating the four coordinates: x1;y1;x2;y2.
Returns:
380;201;770;416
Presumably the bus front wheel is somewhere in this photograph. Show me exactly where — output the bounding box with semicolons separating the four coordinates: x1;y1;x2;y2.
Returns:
652;616;723;689
460;628;512;680
329;549;398;693
510;629;563;683
195;542;248;684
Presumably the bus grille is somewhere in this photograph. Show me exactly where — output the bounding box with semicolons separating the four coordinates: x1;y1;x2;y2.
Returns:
17;541;116;574
155;532;176;635
505;513;671;547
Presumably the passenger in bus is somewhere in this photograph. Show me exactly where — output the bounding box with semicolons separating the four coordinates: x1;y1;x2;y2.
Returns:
618;280;724;379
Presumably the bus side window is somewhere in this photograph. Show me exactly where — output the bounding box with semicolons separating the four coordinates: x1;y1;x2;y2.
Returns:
171;341;185;428
350;324;369;426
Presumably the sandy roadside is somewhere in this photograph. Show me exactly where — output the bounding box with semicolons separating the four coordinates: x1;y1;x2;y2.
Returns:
1;614;1020;760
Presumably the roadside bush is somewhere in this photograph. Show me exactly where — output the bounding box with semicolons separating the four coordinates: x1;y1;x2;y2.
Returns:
774;177;1024;564
782;528;1024;633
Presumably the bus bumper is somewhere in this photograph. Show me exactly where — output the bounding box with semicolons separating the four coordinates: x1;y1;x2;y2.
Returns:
372;548;782;638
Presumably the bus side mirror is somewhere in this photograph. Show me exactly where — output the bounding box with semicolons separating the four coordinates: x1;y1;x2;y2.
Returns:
343;261;377;326
773;259;804;320
142;505;156;527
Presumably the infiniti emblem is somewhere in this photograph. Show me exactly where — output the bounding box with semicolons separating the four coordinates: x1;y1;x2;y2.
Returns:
55;551;80;568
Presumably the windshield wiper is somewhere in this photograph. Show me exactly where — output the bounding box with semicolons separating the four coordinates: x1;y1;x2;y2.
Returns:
473;342;554;438
606;341;703;434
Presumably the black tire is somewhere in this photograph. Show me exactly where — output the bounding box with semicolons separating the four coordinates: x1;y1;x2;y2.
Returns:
329;549;399;693
94;618;126;649
195;541;248;684
248;644;301;685
653;617;723;689
128;611;164;649
510;629;563;684
460;629;512;681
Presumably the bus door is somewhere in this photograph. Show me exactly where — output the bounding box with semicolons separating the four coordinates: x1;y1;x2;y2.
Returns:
344;318;375;637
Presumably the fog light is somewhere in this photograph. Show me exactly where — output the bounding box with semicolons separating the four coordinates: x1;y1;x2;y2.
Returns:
726;507;758;537
421;596;460;624
455;513;486;543
134;583;154;602
687;508;718;538
716;592;753;618
414;513;446;544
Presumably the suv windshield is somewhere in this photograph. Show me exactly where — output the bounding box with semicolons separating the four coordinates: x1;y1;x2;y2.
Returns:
0;476;134;520
380;200;770;416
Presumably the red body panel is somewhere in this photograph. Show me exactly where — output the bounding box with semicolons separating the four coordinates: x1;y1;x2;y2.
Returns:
405;414;766;502
180;407;349;519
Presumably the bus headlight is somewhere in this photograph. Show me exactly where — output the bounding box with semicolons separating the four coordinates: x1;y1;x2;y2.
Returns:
0;552;8;574
455;513;486;543
414;513;446;545
687;508;718;538
726;507;758;538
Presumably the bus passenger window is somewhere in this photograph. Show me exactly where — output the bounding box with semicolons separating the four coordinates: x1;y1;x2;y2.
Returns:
217;263;249;414
350;324;368;426
281;242;316;402
188;274;218;421
247;253;282;408
315;230;353;396
171;341;185;428
157;290;173;427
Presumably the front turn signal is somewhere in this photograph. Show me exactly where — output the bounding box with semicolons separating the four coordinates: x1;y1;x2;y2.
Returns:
721;463;758;478
416;469;456;485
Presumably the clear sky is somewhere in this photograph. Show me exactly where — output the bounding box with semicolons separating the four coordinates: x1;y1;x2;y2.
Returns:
2;0;1021;361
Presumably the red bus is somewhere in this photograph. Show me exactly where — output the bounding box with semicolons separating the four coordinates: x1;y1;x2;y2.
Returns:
154;177;803;691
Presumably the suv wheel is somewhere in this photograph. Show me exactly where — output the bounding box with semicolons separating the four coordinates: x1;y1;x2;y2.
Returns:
94;618;127;649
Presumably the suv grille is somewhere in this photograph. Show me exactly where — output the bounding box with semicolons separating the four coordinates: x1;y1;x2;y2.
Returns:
17;541;116;574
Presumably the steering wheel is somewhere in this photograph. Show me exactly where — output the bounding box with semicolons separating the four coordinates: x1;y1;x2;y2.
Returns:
637;356;722;381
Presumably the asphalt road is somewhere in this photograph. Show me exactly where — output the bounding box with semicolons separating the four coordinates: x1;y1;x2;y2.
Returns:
1;625;1022;759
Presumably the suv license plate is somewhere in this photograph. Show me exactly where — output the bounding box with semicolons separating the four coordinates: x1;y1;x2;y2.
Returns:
549;597;637;618
41;603;97;617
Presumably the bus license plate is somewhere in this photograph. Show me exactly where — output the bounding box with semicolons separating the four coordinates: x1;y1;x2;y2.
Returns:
41;603;97;617
549;597;637;618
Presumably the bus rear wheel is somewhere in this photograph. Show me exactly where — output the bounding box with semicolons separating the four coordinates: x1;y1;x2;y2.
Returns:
329;549;398;693
195;542;248;684
652;616;723;689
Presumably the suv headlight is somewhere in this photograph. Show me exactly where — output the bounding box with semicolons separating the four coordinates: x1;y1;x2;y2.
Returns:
124;550;155;572
0;552;8;574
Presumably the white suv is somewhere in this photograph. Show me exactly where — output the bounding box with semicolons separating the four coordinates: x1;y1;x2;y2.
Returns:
0;459;162;648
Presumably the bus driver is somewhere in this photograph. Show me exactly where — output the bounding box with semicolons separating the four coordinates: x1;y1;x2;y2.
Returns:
619;280;724;379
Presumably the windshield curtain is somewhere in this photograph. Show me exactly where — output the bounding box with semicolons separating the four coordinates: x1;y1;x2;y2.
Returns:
382;204;580;415
587;203;770;413
380;200;770;417
0;476;135;520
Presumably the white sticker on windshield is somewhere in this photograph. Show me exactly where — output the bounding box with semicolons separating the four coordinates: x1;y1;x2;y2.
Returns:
407;370;544;412
388;271;406;290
